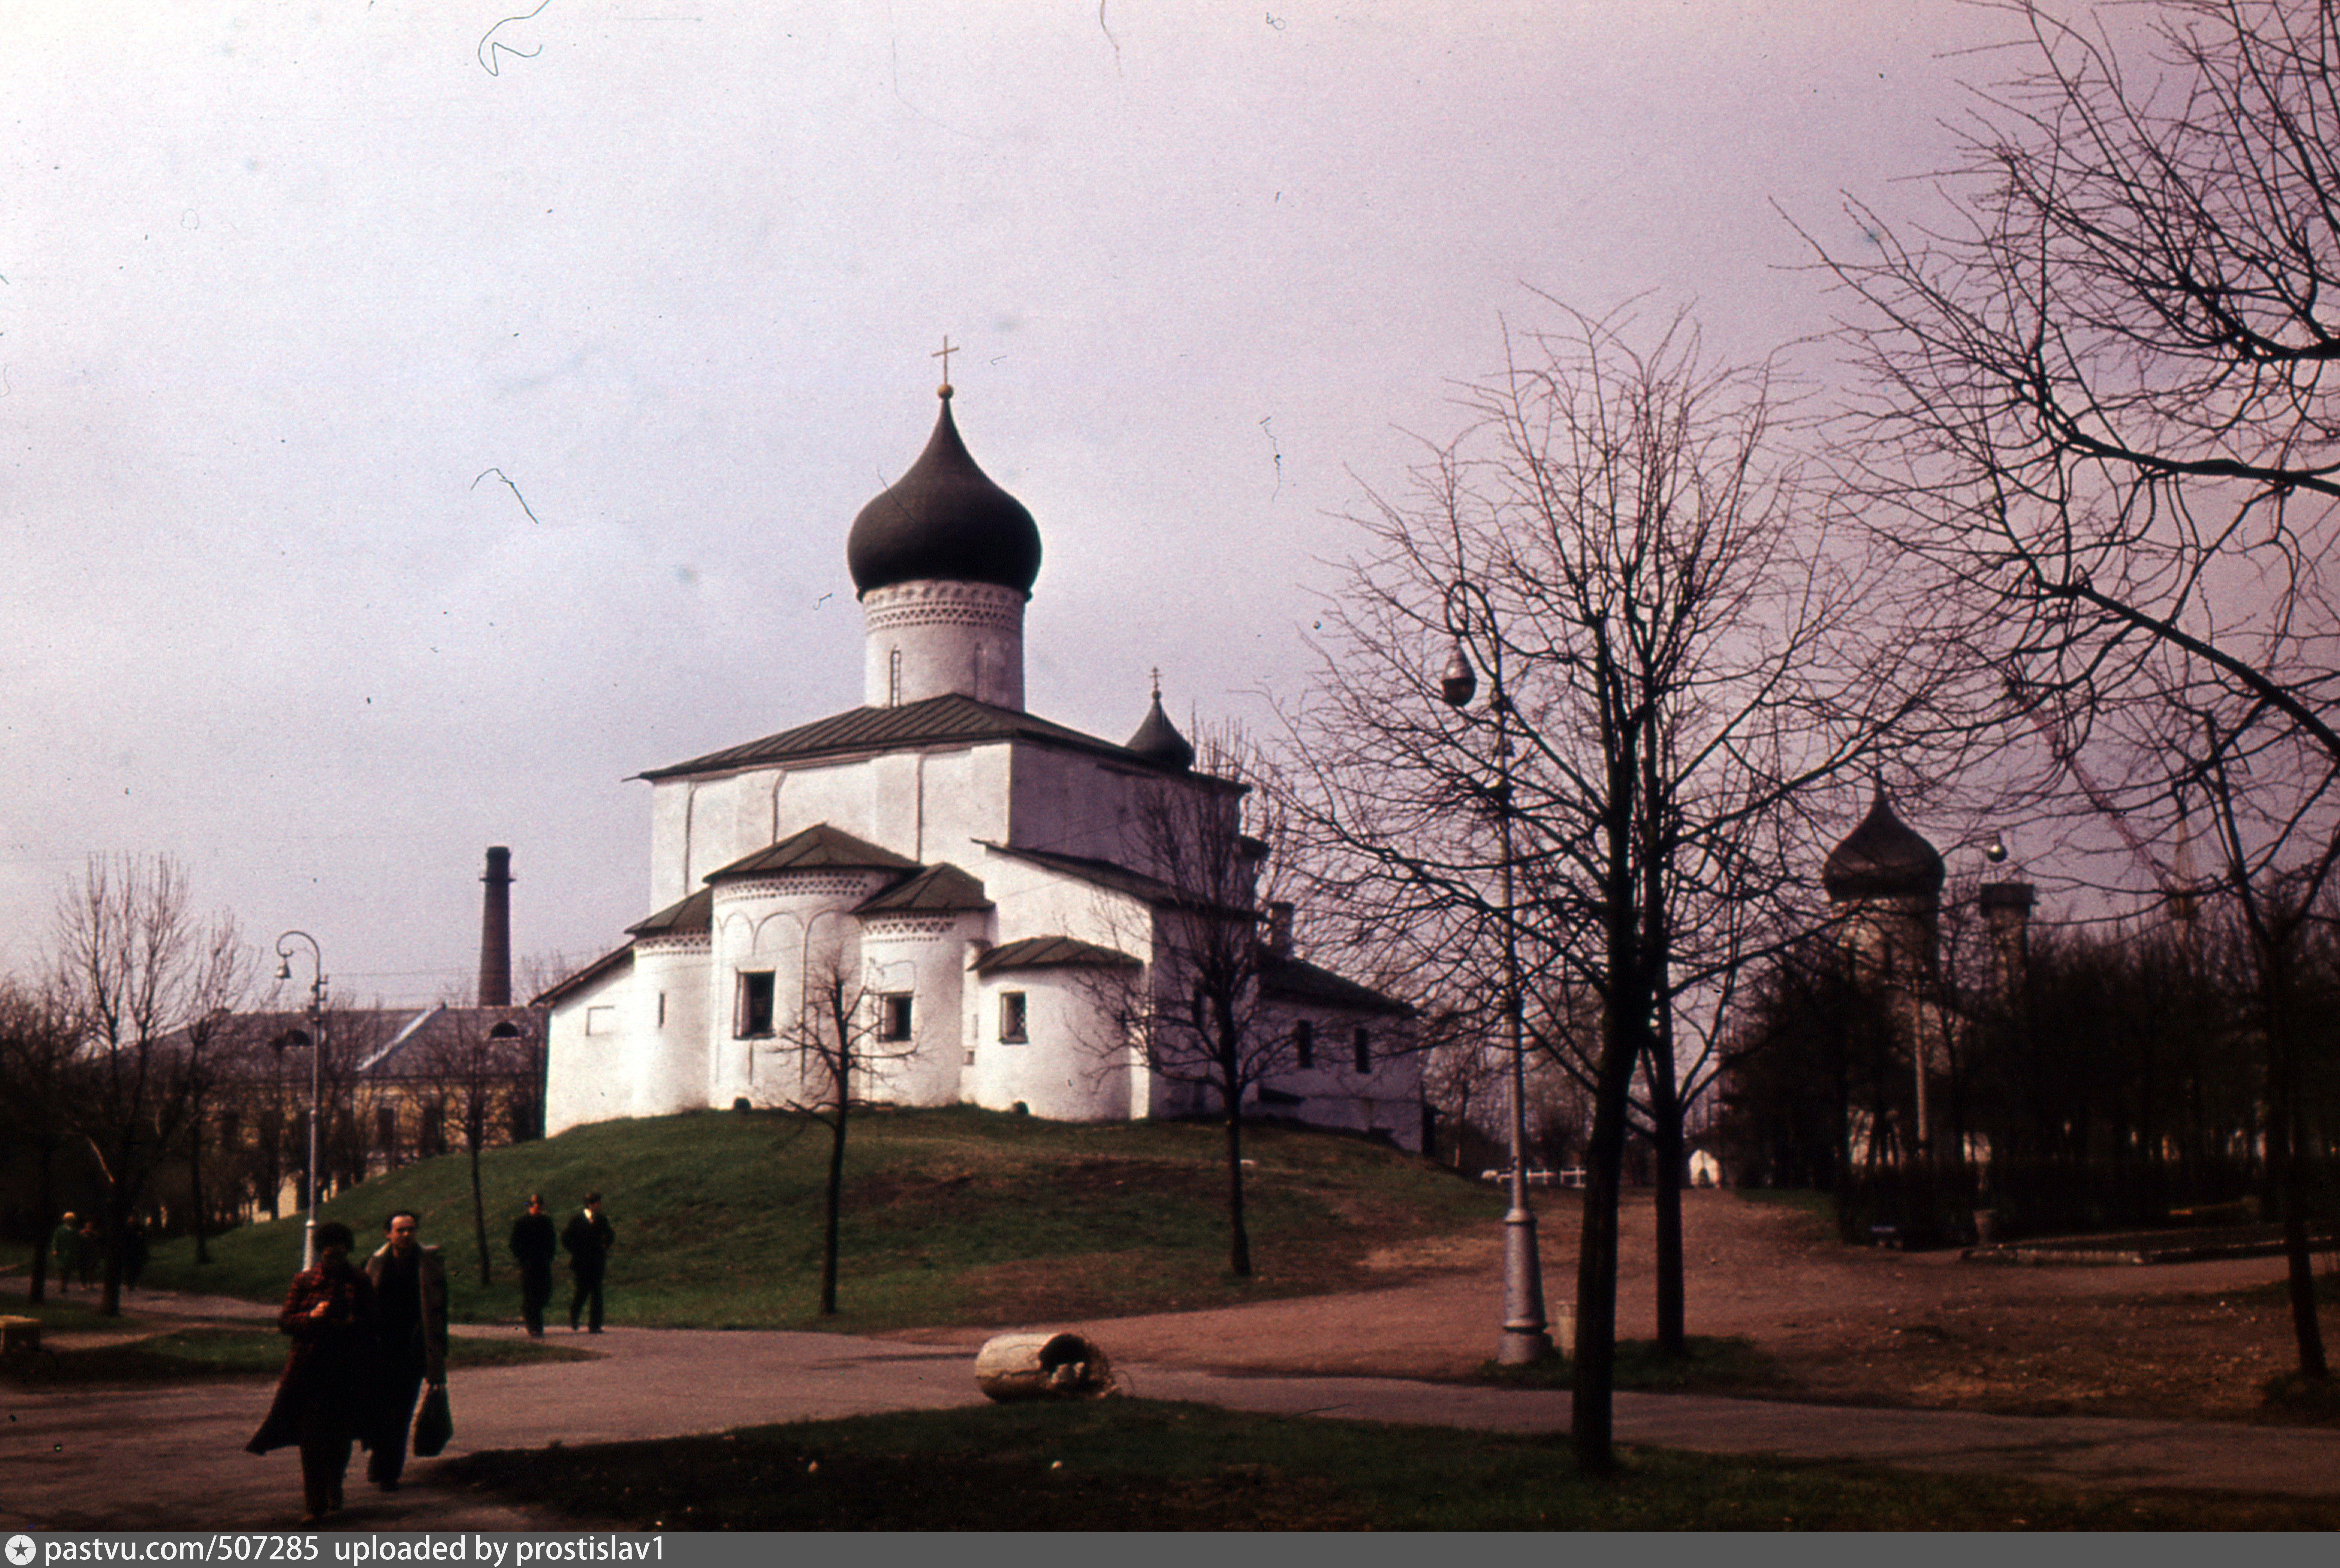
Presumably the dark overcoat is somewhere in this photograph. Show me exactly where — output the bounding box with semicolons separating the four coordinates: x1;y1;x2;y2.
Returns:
246;1259;379;1455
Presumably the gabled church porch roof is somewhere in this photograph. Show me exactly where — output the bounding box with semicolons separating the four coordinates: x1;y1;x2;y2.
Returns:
637;693;1237;784
625;887;714;938
532;943;633;1008
973;935;1140;972
1258;951;1413;1018
858;862;990;913
705;823;918;880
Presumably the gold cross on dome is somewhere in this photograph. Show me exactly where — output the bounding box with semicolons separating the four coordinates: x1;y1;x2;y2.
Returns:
932;336;957;387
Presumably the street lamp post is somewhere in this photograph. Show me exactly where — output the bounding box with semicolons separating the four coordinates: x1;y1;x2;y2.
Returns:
274;930;327;1271
1440;583;1553;1366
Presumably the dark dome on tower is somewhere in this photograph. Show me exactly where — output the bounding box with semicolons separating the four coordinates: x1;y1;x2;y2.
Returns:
1124;684;1195;770
847;390;1043;597
1823;781;1945;902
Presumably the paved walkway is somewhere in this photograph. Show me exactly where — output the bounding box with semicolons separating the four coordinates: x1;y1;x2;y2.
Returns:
4;1284;2339;1529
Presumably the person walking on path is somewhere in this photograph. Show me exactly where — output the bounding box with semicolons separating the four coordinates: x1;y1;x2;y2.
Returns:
363;1210;447;1492
76;1218;101;1288
49;1213;81;1295
244;1220;378;1524
562;1192;615;1333
508;1193;557;1338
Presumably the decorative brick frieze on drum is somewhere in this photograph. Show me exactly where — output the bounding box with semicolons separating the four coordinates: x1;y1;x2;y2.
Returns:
715;873;874;903
862;578;1026;710
864;916;960;944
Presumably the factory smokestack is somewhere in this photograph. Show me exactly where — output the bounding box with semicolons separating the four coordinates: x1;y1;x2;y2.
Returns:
478;846;513;1008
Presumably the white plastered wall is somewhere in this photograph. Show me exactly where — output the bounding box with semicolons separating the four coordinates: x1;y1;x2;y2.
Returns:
965;966;1134;1121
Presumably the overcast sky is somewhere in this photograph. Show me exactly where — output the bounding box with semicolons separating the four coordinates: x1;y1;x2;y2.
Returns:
4;0;2044;1006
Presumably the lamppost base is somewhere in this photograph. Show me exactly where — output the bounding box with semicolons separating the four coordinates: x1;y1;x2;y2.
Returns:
1498;1205;1551;1365
1497;1327;1554;1365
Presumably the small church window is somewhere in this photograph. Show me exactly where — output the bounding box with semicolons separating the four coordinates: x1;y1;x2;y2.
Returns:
1352;1027;1372;1073
878;993;914;1042
736;972;776;1039
1000;991;1029;1043
889;648;904;707
585;1005;616;1036
1293;1019;1315;1069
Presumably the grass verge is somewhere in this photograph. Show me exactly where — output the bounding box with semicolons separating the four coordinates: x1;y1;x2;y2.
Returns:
1;1326;594;1385
131;1107;1496;1333
439;1398;2340;1530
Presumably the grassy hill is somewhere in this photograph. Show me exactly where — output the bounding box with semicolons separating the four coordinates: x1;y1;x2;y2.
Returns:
139;1107;1496;1334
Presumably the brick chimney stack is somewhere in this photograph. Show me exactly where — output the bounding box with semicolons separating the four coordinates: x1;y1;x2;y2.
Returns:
478;846;513;1008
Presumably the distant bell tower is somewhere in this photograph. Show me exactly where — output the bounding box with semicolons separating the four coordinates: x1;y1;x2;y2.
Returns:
845;357;1042;712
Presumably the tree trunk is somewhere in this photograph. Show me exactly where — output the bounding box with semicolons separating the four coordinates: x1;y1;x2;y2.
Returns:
2271;1040;2330;1382
469;1141;492;1288
1646;1024;1685;1355
1223;1084;1252;1278
1571;1013;1640;1476
820;1101;847;1316
98;1187;126;1318
27;1147;59;1305
189;1121;212;1266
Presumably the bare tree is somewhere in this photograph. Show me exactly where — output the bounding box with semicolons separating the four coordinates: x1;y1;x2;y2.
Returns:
1289;302;1899;1471
0;978;84;1304
2186;697;2337;1381
1814;0;2340;1365
1096;727;1294;1278
781;950;916;1317
51;855;252;1315
415;1003;543;1288
1811;0;2340;776
176;1005;262;1266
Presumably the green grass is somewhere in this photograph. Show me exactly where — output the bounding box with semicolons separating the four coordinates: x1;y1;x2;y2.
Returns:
133;1107;1497;1333
1;1294;131;1333
1;1325;594;1386
440;1397;2340;1530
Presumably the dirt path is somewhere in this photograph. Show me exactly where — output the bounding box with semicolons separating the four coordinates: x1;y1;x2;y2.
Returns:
895;1190;2332;1423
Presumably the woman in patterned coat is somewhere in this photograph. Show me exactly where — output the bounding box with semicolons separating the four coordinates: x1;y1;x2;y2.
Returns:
246;1221;379;1522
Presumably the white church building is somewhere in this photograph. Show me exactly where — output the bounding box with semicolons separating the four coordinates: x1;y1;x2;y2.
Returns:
540;384;1420;1146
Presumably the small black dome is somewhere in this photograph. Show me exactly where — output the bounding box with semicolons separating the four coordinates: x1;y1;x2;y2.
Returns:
847;392;1042;597
1823;781;1944;901
1124;691;1195;770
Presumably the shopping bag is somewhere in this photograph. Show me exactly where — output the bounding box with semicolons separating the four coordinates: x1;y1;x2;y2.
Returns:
413;1382;453;1457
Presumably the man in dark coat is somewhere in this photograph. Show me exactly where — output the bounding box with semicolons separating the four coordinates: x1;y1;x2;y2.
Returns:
561;1191;615;1333
246;1220;377;1522
363;1210;447;1491
507;1193;557;1338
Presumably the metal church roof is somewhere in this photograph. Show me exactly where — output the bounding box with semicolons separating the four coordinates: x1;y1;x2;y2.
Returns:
972;935;1140;972
857;862;990;914
639;694;1205;783
704;823;918;880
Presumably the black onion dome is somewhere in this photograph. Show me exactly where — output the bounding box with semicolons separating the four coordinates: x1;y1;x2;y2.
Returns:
1124;690;1195;770
847;391;1042;597
1822;781;1945;901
